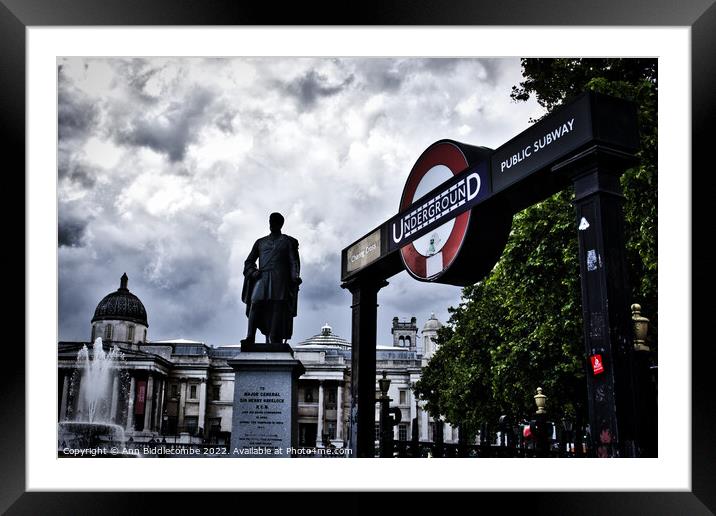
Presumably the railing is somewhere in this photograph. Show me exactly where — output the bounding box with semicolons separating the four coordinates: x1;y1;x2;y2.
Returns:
389;440;585;458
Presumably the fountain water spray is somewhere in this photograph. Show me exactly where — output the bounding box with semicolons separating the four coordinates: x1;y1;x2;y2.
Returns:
75;337;123;422
58;337;129;454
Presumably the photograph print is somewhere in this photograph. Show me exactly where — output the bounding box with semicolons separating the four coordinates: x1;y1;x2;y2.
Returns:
56;56;657;459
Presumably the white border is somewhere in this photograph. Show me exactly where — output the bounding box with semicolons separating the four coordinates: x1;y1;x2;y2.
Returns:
27;27;690;491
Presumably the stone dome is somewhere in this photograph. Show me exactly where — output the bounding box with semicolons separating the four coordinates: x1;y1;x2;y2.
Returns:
423;313;442;331
297;323;350;349
91;273;148;327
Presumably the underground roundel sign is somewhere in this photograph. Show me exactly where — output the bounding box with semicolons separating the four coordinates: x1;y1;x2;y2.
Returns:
399;141;478;281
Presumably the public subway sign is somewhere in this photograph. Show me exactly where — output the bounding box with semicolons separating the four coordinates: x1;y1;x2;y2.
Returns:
340;92;639;283
491;94;593;193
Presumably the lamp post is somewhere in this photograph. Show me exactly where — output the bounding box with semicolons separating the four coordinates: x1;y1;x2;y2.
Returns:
411;382;420;457
561;418;574;455
632;303;657;457
531;387;550;456
377;371;401;458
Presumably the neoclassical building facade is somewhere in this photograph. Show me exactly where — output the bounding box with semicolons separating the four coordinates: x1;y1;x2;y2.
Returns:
58;274;457;450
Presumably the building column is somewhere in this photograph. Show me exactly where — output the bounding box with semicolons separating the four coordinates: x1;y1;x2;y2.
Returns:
126;375;136;432
59;372;70;421
198;378;207;436
109;375;119;423
336;382;344;441
178;379;187;432
420;405;429;441
316;381;325;447
143;375;155;432
154;378;165;431
409;390;417;440
73;374;83;420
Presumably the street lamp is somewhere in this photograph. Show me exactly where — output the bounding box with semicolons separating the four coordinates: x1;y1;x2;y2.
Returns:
378;371;391;398
531;387;550;455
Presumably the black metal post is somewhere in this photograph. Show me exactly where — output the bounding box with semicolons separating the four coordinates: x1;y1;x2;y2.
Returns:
343;277;388;458
457;424;468;457
554;145;640;458
411;413;420;458
633;348;658;457
434;420;444;458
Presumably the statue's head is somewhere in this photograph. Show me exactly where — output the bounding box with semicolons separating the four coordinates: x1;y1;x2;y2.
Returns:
269;212;285;232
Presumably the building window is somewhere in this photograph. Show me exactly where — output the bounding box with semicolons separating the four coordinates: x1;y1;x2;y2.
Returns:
185;416;199;435
127;325;135;342
399;424;408;441
208;417;221;435
171;384;178;399
212;385;220;401
104;324;113;341
375;423;381;441
91;325;96;341
405;336;411;347
326;422;336;441
190;384;197;399
143;329;147;342
399;390;407;405
304;389;314;403
328;390;336;404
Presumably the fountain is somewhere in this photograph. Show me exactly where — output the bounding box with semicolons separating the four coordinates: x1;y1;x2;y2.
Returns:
58;337;131;456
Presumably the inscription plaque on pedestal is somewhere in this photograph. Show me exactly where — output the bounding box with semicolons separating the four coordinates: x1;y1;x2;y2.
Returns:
228;349;305;457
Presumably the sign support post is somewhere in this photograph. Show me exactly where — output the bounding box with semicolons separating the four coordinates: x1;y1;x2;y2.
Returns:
554;145;640;457
342;277;389;457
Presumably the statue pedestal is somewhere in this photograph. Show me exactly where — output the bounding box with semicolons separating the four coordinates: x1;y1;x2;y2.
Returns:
228;344;305;458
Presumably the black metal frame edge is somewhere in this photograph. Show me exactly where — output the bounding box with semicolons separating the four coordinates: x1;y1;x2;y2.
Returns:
5;0;715;514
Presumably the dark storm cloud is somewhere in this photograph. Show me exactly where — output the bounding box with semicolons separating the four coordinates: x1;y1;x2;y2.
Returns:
111;59;167;104
58;76;99;142
215;111;236;133
56;57;540;347
283;70;355;108
416;58;464;72
297;261;344;311
352;59;406;92
113;87;216;162
59;225;233;342
369;68;403;92
419;58;504;86
58;215;87;248
58;152;97;189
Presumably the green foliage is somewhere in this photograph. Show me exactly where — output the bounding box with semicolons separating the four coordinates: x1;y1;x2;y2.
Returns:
414;59;658;437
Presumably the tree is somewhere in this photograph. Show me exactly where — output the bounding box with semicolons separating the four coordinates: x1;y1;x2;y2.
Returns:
415;59;657;439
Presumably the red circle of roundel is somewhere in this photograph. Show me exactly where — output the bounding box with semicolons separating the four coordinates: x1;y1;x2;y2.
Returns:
399;141;471;280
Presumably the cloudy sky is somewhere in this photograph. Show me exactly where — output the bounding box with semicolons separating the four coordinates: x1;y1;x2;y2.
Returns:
58;57;543;346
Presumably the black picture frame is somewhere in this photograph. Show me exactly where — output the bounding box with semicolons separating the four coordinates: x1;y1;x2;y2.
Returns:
5;1;714;513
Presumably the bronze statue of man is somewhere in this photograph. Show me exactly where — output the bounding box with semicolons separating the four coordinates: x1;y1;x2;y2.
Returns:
241;212;301;345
